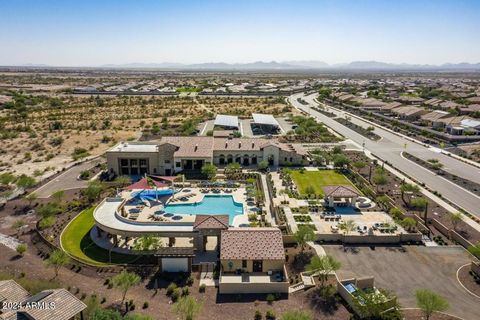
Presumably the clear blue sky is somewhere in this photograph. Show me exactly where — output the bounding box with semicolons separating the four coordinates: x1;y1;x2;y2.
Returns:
1;0;479;66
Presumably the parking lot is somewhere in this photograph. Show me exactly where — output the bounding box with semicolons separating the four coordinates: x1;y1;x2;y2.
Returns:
324;245;479;320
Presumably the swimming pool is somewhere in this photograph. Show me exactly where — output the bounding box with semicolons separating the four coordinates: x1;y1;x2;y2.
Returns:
164;195;243;225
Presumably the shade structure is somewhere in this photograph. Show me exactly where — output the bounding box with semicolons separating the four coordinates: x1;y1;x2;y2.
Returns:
125;177;152;190
152;180;168;188
148;175;179;182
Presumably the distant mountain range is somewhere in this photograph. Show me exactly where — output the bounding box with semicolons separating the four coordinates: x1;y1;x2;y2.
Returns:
98;60;480;71
14;60;480;71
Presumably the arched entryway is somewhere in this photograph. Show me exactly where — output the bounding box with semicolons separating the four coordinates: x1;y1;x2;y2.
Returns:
268;155;274;166
227;154;233;164
243;154;250;166
235;154;241;164
219;154;225;165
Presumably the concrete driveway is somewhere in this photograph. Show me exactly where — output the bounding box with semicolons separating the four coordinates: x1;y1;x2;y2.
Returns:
323;245;479;320
33;157;104;198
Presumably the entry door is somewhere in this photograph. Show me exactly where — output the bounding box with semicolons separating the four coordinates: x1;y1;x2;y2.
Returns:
252;260;263;272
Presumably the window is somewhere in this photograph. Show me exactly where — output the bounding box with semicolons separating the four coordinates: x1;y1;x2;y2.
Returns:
140;159;147;167
120;159;129;166
176;162;181;168
242;260;247;268
130;159;138;167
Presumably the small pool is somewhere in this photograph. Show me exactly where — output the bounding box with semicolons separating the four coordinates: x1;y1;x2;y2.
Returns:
165;195;243;225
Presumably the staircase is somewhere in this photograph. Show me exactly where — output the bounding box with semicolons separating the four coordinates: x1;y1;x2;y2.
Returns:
288;273;316;293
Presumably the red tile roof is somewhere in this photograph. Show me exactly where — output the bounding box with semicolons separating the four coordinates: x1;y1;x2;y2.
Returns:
193;215;229;229
322;185;360;198
220;228;285;260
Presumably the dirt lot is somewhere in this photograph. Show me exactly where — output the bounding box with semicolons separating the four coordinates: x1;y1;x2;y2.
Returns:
324;244;479;320
0;242;352;320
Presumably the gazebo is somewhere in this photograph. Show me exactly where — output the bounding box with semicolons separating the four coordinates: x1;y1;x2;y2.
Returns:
322;185;360;207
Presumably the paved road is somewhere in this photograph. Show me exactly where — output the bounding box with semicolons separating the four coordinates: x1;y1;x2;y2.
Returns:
289;93;480;218
33;158;104;198
324;245;479;320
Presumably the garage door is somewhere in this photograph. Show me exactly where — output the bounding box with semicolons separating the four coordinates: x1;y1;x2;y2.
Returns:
162;258;188;272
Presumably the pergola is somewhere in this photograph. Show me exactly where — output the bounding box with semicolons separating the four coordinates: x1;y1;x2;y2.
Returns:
322;185;360;207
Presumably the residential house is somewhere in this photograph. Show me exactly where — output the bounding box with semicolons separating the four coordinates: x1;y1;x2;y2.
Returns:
438;101;461;111
460;119;480;135
396;96;425;105
0;280;86;320
437;116;470;135
467;96;480;104
459;104;480;115
423;98;443;108
419;110;451;129
391;106;428;120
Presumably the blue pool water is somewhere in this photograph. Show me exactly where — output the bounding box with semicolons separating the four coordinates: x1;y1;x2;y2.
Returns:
164;195;243;225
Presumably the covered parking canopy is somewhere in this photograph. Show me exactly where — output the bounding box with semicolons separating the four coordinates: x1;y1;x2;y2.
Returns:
252;113;280;128
214;114;239;129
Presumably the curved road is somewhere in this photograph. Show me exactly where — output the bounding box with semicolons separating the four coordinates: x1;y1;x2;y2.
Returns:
289;93;480;218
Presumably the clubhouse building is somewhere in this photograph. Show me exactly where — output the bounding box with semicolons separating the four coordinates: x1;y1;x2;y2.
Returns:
106;136;307;176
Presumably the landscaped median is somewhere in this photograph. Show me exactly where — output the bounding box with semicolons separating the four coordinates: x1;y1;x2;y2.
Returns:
60;206;142;266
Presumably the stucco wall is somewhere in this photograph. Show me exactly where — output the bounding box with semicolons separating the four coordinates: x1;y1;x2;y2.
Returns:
219;281;289;294
220;259;284;273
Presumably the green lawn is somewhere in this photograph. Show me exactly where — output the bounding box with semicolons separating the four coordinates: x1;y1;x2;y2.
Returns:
61;206;143;266
290;170;356;197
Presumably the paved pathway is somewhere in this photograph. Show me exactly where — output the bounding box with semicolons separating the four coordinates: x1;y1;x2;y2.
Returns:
259;173;275;225
0;233;22;251
33;157;104;198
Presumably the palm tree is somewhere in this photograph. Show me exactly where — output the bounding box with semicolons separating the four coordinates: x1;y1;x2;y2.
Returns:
111;270;141;308
372;173;387;193
449;212;463;231
173;296;202;320
45;249;70;278
400;183;420;207
293;225;315;252
339;219;357;235
416;289;449;320
12;219;27;236
401;217;417;232
25;192;37;208
133;236;163;251
375;195;390;210
306;255;341;287
115;175;132;188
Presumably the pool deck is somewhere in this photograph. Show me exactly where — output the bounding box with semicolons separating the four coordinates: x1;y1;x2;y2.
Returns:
94;187;255;236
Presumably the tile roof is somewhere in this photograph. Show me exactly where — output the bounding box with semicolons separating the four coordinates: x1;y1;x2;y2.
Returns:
322;185;360;198
0;286;86;320
0;280;29;305
20;289;86;320
220;228;285;260
160;136;214;158
420;110;450;122
193;215;229;229
391;106;426;116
